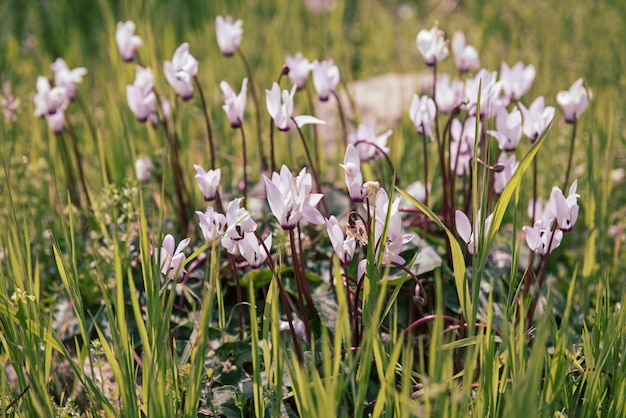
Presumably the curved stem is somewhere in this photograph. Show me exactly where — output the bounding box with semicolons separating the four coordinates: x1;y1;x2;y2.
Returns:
193;76;216;169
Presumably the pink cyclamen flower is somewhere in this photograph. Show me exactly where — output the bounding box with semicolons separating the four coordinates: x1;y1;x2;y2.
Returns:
51;58;87;101
556;78;589;123
500;61;536;103
222;197;256;256
1;82;20;122
164;43;198;101
33;76;68;134
519;96;555;142
126;66;156;122
239;232;272;268
312;59;340;101
116;20;142;62
548;180;579;232
215;16;243;57
193;165;221;201
464;69;504;118
523;220;563;256
135;156;153;183
340;144;364;202
409;94;436;138
455;210;493;255
326;216;356;264
264;165;325;230
488;107;522;151
435;74;465;114
416;23;449;66
220;78;248;128
493;152;519;195
369;189;414;265
451;31;480;73
348;123;391;162
285;53;312;90
265;83;325;131
158;234;190;280
197;206;226;245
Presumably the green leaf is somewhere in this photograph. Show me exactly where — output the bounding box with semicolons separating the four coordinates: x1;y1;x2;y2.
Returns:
395;187;471;327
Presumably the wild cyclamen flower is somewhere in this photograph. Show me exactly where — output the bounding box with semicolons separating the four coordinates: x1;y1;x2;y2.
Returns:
340;144;364;202
455;210;493;255
523;220;563;256
220;78;248;128
488;107;523;151
126;66;156;122
1;82;19;122
197;206;226;245
312;59;340;101
326;216;356;264
450;117;480;176
158;234;190;280
409;94;436;138
164;43;198;101
285;53;312;90
265;83;325;131
135;156;153;183
116;20;142;62
221;198;256;255
215;16;243;57
369;189;414;265
416;23;449;66
500;61;536;103
348;123;391;162
519;96;555;142
556;78;589;123
239;232;272;268
435;74;465;114
493;152;519;195
51;58;87;101
451;31;479;73
193;165;221;201
264;165;325;230
464;69;504;118
548;180;580;232
33;76;68;134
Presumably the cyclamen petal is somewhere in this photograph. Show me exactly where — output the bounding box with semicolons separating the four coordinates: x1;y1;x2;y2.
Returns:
216;16;243;57
116;20;142;62
312;59;340;101
164;42;198;100
556;78;589;123
416;24;449;66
